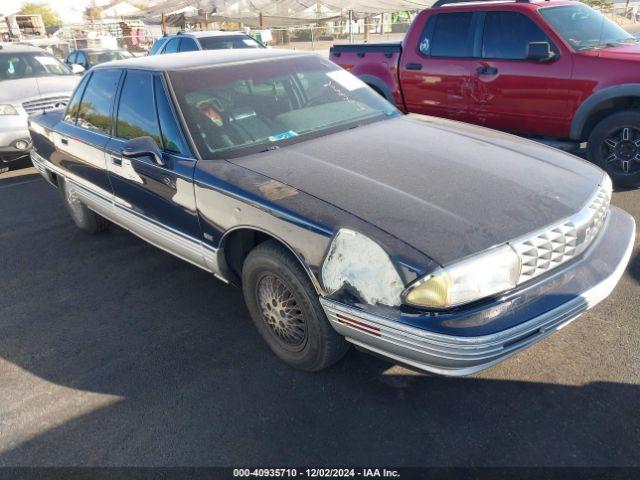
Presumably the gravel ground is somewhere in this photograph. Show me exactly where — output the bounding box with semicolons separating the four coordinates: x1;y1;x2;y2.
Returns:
0;167;638;467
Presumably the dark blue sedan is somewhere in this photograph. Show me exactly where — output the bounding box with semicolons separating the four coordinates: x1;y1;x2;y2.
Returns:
28;49;635;375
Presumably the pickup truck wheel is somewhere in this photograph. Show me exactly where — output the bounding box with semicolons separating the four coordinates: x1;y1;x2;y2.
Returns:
59;178;110;234
242;240;349;372
588;111;640;187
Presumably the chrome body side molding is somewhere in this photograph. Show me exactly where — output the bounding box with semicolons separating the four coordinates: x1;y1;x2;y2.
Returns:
31;151;228;282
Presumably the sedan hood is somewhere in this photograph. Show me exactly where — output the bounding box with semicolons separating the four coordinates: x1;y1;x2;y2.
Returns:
229;115;604;265
0;75;79;104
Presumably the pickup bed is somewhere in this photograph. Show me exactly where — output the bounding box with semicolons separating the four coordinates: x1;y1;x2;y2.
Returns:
330;0;640;186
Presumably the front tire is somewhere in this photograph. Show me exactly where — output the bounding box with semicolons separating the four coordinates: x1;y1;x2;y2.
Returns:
59;178;110;234
242;240;349;372
587;110;640;187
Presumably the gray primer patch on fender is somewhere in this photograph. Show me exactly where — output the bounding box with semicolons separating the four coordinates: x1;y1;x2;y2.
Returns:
321;229;404;307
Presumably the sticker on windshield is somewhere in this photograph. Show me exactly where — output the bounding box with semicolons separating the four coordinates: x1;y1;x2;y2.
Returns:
34;56;59;66
269;131;298;142
327;70;367;91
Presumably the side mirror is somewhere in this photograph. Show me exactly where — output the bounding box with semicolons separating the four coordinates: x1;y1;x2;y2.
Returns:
527;42;555;62
71;63;85;75
121;136;165;166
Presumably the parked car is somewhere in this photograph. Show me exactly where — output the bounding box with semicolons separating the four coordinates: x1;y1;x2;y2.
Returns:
330;0;640;186
0;43;79;172
28;49;635;375
149;31;264;55
65;48;133;73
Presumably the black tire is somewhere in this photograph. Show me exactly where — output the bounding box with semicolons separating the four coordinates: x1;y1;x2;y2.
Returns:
587;110;640;188
242;240;349;372
58;178;110;234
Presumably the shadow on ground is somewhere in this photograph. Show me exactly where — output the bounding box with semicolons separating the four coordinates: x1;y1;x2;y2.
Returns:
0;173;638;467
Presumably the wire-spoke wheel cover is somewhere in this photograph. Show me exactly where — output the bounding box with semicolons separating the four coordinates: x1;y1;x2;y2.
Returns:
257;274;307;350
65;184;84;219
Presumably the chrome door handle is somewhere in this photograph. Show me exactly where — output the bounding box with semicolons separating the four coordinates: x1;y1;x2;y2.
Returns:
111;157;122;166
61;137;69;145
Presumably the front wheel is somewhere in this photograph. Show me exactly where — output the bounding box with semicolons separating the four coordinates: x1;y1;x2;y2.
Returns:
587;111;640;187
242;240;349;372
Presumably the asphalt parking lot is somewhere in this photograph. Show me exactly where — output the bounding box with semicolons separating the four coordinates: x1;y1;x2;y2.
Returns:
0;167;639;467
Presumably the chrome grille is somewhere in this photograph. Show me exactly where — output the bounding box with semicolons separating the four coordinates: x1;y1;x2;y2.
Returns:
22;96;69;115
511;177;612;283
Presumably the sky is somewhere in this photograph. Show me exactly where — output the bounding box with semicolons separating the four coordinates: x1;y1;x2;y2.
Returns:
1;0;92;23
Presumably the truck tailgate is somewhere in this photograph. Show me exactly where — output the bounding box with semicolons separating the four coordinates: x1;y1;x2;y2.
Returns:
329;42;405;110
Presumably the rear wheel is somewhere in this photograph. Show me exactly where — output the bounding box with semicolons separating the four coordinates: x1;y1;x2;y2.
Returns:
242;240;349;372
59;178;110;234
587;111;640;187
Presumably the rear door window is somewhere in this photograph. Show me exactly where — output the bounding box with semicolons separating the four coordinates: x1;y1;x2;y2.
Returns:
427;13;475;58
482;12;552;59
76;69;121;134
64;71;91;123
116;70;161;143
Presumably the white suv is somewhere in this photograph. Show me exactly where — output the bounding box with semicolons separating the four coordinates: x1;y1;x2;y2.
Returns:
0;43;79;172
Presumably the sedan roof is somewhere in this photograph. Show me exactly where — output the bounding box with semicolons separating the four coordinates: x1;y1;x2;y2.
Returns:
180;30;250;38
0;43;45;53
94;48;315;72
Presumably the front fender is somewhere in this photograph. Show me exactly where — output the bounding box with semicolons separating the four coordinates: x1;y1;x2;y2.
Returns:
570;83;640;140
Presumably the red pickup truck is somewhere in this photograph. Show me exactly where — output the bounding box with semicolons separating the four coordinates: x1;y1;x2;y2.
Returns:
330;0;640;186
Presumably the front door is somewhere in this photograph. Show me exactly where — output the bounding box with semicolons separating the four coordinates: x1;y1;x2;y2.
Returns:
399;11;479;123
104;70;201;254
471;10;573;138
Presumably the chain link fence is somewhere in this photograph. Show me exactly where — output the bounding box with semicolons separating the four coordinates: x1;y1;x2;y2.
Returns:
12;6;640;62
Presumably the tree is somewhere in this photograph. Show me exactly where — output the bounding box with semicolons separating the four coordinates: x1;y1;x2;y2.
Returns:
581;0;613;9
18;2;62;28
84;1;103;21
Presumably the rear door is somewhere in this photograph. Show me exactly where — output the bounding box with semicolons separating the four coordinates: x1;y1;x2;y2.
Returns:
399;11;479;122
471;10;572;137
104;69;201;240
53;68;122;197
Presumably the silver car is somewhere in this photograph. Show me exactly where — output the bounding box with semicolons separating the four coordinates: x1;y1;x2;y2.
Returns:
0;43;79;172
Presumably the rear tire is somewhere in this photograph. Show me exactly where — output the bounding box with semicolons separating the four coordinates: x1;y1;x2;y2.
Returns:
59;178;110;234
242;240;349;372
587;110;640;188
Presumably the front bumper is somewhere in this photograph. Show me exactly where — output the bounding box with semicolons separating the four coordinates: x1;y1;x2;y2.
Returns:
0;113;31;158
321;207;636;376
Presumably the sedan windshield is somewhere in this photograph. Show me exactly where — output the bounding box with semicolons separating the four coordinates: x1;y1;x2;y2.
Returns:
86;50;133;65
540;4;636;51
170;56;399;159
198;35;263;50
0;52;72;81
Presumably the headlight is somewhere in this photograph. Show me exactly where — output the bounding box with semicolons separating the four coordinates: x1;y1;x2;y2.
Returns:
403;245;521;309
0;104;18;115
